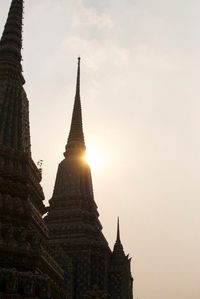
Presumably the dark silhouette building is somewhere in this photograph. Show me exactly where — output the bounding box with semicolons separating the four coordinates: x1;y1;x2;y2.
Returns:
0;0;66;298
0;1;133;298
45;58;133;299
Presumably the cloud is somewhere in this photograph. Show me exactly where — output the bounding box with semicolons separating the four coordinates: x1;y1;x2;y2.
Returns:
72;1;114;30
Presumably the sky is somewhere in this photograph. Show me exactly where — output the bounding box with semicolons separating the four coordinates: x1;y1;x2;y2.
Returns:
1;0;200;298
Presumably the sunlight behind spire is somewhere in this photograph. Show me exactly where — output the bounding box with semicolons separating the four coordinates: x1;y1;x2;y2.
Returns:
84;145;106;171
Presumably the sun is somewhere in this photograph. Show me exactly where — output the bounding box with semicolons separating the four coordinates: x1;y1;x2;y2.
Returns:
84;146;105;170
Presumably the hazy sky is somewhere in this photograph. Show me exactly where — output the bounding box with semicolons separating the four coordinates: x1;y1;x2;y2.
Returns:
1;1;200;298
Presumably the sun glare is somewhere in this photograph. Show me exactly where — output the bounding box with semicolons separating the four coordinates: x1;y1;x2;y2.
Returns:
84;146;105;170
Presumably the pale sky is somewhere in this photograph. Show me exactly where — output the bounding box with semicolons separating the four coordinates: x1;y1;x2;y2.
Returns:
1;1;200;299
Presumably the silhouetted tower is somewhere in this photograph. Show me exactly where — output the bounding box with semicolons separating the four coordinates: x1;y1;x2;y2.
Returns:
109;218;133;298
45;58;110;298
0;1;66;297
45;59;133;299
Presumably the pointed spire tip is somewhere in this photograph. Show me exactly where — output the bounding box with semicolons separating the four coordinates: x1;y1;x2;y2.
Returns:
117;217;120;242
64;56;85;155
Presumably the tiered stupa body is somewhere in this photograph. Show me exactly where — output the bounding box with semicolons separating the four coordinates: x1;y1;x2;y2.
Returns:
45;59;133;299
0;1;66;298
45;58;110;298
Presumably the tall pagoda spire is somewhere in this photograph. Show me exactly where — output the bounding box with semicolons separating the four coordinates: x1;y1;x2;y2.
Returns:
0;3;67;297
113;217;126;259
45;59;133;298
45;59;110;297
51;58;95;199
0;0;30;152
65;57;85;156
0;0;24;83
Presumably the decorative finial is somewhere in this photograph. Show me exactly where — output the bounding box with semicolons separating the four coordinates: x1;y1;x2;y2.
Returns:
117;217;120;242
64;58;85;156
78;57;81;69
76;57;81;98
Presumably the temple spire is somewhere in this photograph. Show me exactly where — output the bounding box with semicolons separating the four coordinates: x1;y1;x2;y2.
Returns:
0;0;30;152
0;0;24;83
65;57;85;156
117;217;121;242
75;57;80;98
112;217;125;259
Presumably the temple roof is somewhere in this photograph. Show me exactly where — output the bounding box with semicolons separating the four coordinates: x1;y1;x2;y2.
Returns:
112;218;127;261
53;58;92;197
0;0;24;83
0;0;30;153
45;59;108;248
64;57;85;157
